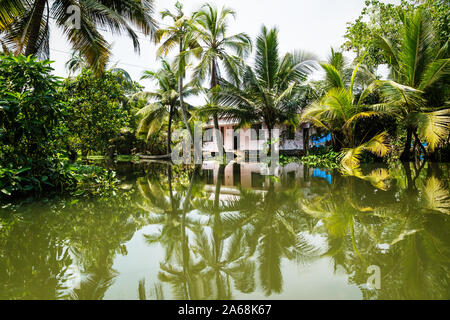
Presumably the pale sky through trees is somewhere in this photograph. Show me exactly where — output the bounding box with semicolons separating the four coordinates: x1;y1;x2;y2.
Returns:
48;0;400;92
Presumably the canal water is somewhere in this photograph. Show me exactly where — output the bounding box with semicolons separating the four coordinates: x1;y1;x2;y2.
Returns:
0;161;448;300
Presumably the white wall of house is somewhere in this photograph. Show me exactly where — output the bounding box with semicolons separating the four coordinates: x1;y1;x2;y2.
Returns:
202;120;312;152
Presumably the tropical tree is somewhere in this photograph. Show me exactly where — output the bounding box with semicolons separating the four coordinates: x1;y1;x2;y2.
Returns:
133;59;197;154
374;8;450;160
343;0;449;69
322;47;374;91
61;68;141;156
0;54;63;165
301;57;389;167
155;1;201;141
0;0;157;72
198;26;316;144
193;4;252;154
65;51;88;76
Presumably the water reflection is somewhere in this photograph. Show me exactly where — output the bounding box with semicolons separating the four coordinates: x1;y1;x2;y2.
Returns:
0;162;448;300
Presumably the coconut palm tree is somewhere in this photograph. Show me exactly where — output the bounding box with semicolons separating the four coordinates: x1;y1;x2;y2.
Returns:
0;0;157;73
155;1;202;141
198;26;316;144
322;47;374;91
65;51;87;76
192;4;251;155
301;57;389;167
375;8;450;160
133;59;197;154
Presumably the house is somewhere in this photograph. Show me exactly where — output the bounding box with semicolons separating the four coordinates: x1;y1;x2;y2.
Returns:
202;118;315;155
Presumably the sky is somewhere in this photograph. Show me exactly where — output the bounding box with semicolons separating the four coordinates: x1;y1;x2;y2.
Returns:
48;0;400;91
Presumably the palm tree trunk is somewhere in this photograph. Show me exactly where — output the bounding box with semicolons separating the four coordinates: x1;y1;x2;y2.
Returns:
178;39;194;142
211;59;225;157
268;126;272;146
213;116;224;157
413;130;427;159
24;0;46;56
267;124;273;156
303;127;310;156
400;127;413;161
167;104;174;154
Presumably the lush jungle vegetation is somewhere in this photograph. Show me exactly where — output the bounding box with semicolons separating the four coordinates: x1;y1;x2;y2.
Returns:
0;0;449;200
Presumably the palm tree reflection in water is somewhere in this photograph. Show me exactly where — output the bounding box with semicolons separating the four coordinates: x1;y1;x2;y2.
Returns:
138;162;450;300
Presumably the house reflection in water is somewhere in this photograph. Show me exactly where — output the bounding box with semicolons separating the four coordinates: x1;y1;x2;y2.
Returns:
201;161;323;201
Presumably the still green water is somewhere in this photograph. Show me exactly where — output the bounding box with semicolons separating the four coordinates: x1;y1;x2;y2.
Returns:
0;161;449;300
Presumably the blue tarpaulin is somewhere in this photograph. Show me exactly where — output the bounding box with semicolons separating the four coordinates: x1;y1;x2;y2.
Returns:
312;169;332;184
312;133;331;146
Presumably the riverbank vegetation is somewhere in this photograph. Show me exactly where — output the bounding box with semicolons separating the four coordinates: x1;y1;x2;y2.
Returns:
0;0;449;200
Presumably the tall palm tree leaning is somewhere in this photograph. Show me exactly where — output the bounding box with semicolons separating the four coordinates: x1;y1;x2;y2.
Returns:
192;4;252;155
155;1;202;142
0;0;157;73
133;59;197;154
198;26;316;146
374;8;449;160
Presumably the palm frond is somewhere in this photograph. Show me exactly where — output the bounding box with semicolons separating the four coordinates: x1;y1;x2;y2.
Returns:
320;63;344;89
422;177;450;215
341;132;389;169
418;58;450;91
410;109;450;151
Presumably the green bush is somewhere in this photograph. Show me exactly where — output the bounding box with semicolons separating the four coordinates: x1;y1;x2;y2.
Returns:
0;55;119;200
300;147;340;168
0;160;118;200
60;68;143;156
0;55;63;165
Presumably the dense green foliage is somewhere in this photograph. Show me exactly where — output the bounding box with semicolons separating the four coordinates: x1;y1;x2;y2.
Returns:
0;55;62;163
299;147;341;169
343;0;449;68
61;68;142;156
0;55;119;199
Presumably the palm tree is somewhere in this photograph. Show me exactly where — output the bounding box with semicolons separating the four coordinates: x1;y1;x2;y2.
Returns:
65;50;134;88
155;1;201;141
375;8;450;160
65;51;87;76
301;57;389;167
193;4;251;155
0;0;157;72
198;26;316;145
322;47;374;91
133;59;196;154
